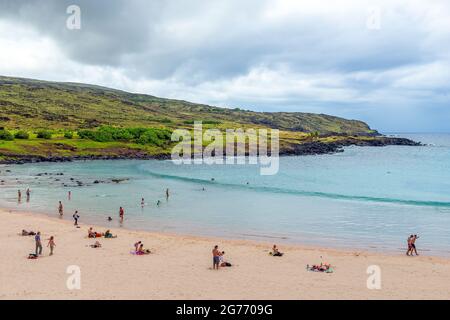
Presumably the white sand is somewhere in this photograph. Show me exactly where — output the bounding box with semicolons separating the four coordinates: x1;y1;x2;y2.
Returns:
0;208;449;300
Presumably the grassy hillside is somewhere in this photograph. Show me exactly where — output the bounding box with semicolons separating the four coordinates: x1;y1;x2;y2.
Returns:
1;75;409;164
0;76;376;135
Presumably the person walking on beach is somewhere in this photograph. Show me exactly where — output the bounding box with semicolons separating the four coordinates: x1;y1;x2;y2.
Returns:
119;207;124;223
411;235;420;256
212;245;221;270
73;211;80;226
35;232;43;256
58;201;64;217
47;236;56;256
406;235;413;256
18;190;22;203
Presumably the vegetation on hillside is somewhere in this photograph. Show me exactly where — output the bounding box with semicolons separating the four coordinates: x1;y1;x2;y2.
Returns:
0;75;414;163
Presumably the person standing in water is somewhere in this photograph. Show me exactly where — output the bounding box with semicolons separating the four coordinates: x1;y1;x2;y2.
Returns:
73;211;80;226
166;188;169;200
119;207;124;223
26;188;31;202
141;198;145;207
47;236;56;256
68;191;72;200
58;201;64;217
35;232;43;256
17;190;22;203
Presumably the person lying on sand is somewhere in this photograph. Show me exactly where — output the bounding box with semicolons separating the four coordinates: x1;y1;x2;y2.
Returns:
88;227;103;238
270;245;283;257
307;262;333;273
104;230;117;238
136;244;151;255
90;241;102;248
21;229;36;236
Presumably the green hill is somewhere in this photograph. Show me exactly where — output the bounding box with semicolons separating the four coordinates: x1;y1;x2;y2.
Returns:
0;76;376;135
0;75;417;164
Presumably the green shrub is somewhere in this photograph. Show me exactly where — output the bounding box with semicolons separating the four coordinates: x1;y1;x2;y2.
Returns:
64;131;74;139
77;126;172;145
14;130;29;139
36;130;52;139
0;129;14;141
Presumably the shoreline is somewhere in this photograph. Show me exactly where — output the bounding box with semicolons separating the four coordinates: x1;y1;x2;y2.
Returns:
1;207;449;299
0;136;420;165
1;204;445;259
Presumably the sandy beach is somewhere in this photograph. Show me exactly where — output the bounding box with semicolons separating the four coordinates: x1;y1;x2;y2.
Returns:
0;208;449;300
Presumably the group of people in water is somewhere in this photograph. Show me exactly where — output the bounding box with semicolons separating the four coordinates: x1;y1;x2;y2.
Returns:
17;188;31;203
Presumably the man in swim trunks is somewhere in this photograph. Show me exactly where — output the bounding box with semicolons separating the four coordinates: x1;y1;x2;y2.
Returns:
212;245;221;270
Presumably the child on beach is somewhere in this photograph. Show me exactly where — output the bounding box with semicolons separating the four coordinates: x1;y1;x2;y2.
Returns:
47;236;56;256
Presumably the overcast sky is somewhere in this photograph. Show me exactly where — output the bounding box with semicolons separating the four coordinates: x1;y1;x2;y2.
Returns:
0;0;449;132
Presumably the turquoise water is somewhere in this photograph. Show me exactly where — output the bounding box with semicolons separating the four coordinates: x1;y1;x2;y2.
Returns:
1;133;449;255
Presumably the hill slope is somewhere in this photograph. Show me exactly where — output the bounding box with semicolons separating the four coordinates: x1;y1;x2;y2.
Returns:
0;76;376;135
0;76;418;164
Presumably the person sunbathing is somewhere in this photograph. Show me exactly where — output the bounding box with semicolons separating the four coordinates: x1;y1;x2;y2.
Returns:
104;230;117;238
90;241;102;248
270;245;283;256
88;227;103;238
21;230;36;236
136;244;151;255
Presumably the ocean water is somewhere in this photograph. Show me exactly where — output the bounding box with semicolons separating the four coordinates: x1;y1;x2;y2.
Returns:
1;133;449;256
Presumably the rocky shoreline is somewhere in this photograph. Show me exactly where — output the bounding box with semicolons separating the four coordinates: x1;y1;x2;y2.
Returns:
0;136;421;165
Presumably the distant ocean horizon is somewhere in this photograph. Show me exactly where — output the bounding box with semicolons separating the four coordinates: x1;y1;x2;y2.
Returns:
1;133;449;256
